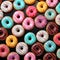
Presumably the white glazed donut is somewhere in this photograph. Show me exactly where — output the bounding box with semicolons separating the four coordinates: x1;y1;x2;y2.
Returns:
16;42;28;55
0;10;4;20
55;14;60;25
36;30;49;43
12;25;25;37
1;1;12;12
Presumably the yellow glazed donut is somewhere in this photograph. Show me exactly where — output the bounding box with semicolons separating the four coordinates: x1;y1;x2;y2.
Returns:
24;0;35;4
6;35;18;48
36;1;48;13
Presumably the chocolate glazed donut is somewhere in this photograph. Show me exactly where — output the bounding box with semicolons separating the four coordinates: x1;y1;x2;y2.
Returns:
0;27;8;40
43;53;57;60
46;22;58;35
0;0;2;4
31;42;44;56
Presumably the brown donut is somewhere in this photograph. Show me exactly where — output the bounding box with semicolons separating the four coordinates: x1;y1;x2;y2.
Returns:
0;0;2;4
0;27;8;40
43;53;57;60
31;42;44;56
46;22;58;35
8;0;13;1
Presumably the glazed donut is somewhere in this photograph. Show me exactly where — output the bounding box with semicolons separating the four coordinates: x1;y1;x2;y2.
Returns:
36;30;49;43
31;42;44;56
1;16;14;29
0;44;10;57
0;10;4;20
1;1;12;13
13;0;25;10
55;14;60;25
44;40;56;52
46;22;58;35
0;27;8;40
22;17;34;30
13;11;25;24
36;1;48;13
57;49;60;59
24;32;36;45
35;15;47;29
46;0;58;7
6;35;18;48
24;0;35;4
53;33;60;46
12;25;25;37
24;52;36;60
7;52;20;60
43;53;56;60
16;42;28;55
26;6;37;18
45;9;56;20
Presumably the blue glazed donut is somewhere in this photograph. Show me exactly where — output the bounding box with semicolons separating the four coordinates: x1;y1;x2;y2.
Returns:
1;16;14;29
24;32;36;45
44;40;56;52
56;3;60;14
13;0;25;10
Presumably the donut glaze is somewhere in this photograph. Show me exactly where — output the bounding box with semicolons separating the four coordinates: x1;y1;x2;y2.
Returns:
46;22;58;35
31;42;44;56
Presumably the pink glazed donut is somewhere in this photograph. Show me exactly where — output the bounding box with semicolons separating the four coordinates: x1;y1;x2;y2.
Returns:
46;0;58;7
0;44;10;57
7;52;20;60
35;15;47;29
26;6;37;18
13;11;25;24
24;52;36;60
22;17;34;30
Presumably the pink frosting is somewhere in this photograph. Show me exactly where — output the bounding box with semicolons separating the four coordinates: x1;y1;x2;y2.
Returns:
35;15;47;29
26;6;37;18
24;52;36;60
46;0;58;7
22;17;34;30
13;11;24;23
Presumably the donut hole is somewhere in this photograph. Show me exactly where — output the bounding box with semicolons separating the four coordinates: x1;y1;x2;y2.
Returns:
29;57;31;60
10;40;13;42
6;21;9;24
41;34;44;37
50;25;54;29
40;5;43;8
30;10;33;13
27;22;30;25
58;37;60;40
29;37;31;40
20;46;23;50
5;5;8;8
48;56;52;60
49;44;51;47
12;57;15;59
0;30;3;35
36;46;39;50
17;15;20;18
51;0;53;2
18;2;20;6
1;48;5;52
17;29;20;32
48;12;51;16
39;19;42;23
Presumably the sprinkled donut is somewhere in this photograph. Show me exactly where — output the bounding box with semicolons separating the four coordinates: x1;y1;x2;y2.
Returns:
1;1;12;13
16;42;28;55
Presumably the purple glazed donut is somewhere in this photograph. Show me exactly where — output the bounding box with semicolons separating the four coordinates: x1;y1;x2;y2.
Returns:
22;17;34;30
7;52;20;60
35;15;47;29
26;6;37;18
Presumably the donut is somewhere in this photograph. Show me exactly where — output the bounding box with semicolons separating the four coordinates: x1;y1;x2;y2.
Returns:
43;53;56;60
0;0;2;4
44;40;56;52
57;49;60;59
46;0;58;7
1;1;12;13
53;33;60;46
6;35;18;48
24;52;36;60
36;30;49;43
0;10;3;20
22;17;34;30
7;52;20;60
31;42;44;56
13;11;25;24
13;0;25;10
35;15;47;29
55;14;60;25
1;16;14;29
12;25;25;37
56;3;60;14
0;27;8;40
0;44;10;57
26;6;37;18
24;32;36;45
16;42;28;55
24;0;35;4
45;9;56;20
46;22;58;35
36;1;48;13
